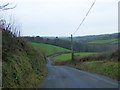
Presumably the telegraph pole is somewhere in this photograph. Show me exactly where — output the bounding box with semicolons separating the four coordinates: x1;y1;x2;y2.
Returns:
71;34;74;61
70;0;96;63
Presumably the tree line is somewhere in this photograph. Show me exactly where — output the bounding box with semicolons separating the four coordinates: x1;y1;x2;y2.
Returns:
23;36;118;52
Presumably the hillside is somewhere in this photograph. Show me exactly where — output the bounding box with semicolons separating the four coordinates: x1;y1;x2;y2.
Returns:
31;42;70;56
63;33;119;43
2;29;47;88
24;33;119;52
88;38;119;44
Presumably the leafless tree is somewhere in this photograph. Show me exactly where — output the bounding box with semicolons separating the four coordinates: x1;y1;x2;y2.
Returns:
0;3;16;11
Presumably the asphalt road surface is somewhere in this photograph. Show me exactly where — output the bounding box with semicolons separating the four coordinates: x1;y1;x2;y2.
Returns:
39;57;119;88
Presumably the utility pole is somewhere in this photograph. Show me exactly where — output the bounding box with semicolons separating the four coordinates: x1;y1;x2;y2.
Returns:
71;34;74;61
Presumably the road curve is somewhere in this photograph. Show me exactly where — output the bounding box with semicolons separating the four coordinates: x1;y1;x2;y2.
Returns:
38;57;119;88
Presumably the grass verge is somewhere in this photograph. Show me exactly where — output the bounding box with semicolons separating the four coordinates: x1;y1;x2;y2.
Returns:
74;61;120;80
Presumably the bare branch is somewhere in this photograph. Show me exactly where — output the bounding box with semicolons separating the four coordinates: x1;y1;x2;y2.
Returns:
0;3;9;9
0;3;16;11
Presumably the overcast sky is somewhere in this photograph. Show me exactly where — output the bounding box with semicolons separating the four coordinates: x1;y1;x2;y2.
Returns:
0;0;119;36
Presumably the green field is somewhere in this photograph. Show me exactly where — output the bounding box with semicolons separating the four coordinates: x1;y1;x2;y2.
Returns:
31;42;70;56
88;39;119;44
53;54;72;61
53;52;98;61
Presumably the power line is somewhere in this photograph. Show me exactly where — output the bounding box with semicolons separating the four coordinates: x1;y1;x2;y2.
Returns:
73;0;96;35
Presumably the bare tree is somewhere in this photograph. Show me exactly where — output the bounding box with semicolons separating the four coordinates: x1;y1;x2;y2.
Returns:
0;3;16;11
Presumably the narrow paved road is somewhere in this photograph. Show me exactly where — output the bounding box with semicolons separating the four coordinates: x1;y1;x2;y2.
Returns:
39;57;119;88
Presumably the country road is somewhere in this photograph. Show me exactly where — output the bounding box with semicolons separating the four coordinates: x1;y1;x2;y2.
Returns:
38;57;119;88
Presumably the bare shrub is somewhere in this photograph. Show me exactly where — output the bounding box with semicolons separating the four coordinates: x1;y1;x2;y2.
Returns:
0;18;21;37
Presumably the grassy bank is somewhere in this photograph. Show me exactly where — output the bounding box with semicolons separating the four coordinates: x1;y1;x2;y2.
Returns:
74;61;119;80
2;29;47;88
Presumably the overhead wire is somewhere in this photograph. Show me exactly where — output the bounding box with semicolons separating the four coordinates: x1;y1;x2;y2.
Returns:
73;0;96;35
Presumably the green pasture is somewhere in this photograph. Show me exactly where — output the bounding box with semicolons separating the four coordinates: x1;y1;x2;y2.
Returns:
31;42;70;56
88;39;119;44
53;52;98;61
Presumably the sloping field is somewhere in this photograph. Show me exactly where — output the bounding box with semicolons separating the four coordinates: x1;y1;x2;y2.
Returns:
31;42;70;56
88;39;119;44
